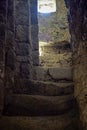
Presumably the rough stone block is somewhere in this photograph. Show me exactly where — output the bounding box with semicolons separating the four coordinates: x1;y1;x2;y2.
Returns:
16;56;30;63
15;42;29;56
15;25;29;42
6;30;14;47
15;0;29;25
48;67;73;80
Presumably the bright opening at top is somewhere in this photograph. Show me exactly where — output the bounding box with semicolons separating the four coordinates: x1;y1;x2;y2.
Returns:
38;0;56;13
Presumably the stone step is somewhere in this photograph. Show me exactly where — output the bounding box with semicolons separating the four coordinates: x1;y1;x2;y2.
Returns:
39;52;72;67
14;79;74;96
33;67;73;81
0;110;78;130
4;94;76;116
39;41;71;53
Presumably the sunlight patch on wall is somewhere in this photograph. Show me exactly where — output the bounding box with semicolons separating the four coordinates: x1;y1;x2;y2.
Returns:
38;0;56;13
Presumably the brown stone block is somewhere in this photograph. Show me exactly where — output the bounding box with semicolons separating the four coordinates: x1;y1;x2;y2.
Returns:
15;25;29;42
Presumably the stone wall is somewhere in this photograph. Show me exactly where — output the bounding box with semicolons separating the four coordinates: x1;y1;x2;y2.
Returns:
65;0;87;129
38;0;70;43
0;0;39;114
14;0;38;82
14;0;32;79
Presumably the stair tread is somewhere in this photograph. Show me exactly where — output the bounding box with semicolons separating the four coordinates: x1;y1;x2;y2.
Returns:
0;110;78;130
4;94;76;116
14;79;74;96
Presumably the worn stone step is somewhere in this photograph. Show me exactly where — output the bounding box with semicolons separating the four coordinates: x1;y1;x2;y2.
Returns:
39;52;72;67
0;110;78;130
4;94;76;116
14;79;74;96
39;41;71;53
33;67;73;81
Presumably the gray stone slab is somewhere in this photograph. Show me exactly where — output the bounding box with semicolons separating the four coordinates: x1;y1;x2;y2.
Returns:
34;67;73;81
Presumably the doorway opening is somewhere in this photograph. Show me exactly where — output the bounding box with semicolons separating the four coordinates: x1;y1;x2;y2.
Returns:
38;0;71;67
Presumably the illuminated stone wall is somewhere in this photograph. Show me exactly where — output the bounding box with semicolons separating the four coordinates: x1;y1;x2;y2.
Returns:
38;0;70;44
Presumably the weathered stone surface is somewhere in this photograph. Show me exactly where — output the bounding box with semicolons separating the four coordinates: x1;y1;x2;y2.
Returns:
4;94;75;116
0;110;78;130
15;42;29;56
48;67;73;80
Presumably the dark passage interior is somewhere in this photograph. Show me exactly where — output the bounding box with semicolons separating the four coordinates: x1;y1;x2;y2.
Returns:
0;0;87;130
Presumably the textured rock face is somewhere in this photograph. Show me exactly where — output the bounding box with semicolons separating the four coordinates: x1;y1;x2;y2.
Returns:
65;0;87;129
38;0;70;43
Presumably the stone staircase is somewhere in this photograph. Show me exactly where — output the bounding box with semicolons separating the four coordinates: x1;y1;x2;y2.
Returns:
0;66;79;130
